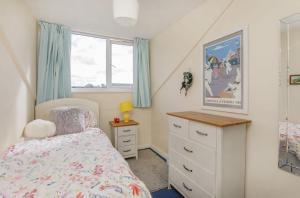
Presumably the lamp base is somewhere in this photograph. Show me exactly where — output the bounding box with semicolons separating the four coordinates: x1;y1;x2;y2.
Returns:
123;112;130;123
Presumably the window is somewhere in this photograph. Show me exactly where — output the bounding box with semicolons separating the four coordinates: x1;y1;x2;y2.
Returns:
71;34;106;88
112;43;133;86
71;33;133;91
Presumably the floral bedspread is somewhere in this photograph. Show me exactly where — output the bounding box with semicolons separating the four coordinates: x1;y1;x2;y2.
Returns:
0;128;151;198
279;121;300;159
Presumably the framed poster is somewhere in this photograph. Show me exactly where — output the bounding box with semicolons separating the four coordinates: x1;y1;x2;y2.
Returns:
202;29;248;114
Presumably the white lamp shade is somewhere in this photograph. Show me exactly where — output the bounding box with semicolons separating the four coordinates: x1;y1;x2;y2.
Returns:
113;0;139;27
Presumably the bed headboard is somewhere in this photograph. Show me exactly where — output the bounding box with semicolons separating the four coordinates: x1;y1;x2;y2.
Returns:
35;98;100;127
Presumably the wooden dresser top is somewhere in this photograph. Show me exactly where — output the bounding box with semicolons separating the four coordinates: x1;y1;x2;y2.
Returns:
167;111;251;127
109;120;139;127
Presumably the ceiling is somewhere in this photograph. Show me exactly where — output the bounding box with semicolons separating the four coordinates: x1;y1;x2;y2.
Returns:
24;0;204;39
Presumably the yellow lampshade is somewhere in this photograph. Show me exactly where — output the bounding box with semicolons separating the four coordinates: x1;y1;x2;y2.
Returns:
119;101;133;113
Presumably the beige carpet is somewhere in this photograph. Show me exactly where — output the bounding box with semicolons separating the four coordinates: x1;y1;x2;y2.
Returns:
126;149;168;192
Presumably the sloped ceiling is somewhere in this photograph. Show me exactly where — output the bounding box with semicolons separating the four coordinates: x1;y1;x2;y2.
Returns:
24;0;205;39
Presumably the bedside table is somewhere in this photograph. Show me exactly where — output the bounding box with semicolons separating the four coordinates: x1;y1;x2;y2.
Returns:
109;120;138;159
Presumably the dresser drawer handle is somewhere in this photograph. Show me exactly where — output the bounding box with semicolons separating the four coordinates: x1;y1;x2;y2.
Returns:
123;149;131;152
196;130;208;136
182;182;192;192
123;140;131;143
123;129;131;132
183;164;193;172
173;123;182;128
184;147;193;153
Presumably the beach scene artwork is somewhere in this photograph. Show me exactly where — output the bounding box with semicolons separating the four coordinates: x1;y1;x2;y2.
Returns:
203;30;244;111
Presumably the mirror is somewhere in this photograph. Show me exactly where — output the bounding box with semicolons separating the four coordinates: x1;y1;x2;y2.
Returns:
278;13;300;175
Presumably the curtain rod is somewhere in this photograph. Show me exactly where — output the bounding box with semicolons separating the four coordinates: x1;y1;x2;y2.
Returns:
38;20;134;43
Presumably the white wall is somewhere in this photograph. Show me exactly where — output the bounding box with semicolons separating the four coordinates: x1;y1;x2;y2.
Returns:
0;0;36;152
150;0;300;197
287;23;300;123
73;92;152;148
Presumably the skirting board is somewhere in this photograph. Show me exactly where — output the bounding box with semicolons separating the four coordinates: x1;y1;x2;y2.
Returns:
138;144;169;161
138;145;151;150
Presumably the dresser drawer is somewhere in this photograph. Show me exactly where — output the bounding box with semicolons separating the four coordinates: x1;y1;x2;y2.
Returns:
189;121;217;148
169;166;213;198
169;150;215;195
168;116;188;138
118;145;136;156
170;134;216;172
118;135;136;147
118;126;136;136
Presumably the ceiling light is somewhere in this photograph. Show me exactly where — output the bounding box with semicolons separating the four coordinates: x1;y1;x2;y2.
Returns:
113;0;139;27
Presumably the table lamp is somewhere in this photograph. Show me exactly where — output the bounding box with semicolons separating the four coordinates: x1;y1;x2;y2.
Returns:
119;101;133;123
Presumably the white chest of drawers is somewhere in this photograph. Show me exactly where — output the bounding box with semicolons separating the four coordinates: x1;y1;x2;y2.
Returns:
167;111;251;198
110;120;138;159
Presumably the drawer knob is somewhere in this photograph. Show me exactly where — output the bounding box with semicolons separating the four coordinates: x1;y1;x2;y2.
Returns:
173;123;182;128
123;149;131;152
183;164;193;172
182;182;192;192
184;147;193;153
123;129;131;132
123;140;131;143
196;130;208;136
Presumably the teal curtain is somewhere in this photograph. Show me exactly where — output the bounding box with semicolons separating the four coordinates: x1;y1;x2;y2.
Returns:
133;38;151;107
36;21;71;104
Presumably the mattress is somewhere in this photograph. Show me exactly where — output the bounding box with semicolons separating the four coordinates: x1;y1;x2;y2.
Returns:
279;121;300;159
0;128;151;198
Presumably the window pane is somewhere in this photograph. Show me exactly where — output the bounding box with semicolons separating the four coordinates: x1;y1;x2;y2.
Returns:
71;34;106;88
112;43;133;85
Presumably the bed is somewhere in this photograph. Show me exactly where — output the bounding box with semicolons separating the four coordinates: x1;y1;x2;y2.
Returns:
279;121;300;160
0;99;151;198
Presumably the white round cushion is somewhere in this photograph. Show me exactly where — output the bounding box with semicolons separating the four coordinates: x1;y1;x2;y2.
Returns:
24;119;56;138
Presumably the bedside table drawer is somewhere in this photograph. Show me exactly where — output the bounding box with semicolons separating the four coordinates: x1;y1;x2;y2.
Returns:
118;135;136;147
118;126;136;136
118;145;136;156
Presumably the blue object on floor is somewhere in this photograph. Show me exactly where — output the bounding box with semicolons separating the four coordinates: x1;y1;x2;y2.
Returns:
151;188;184;198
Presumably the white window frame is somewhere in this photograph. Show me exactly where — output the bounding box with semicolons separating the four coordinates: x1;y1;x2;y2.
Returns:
71;31;134;93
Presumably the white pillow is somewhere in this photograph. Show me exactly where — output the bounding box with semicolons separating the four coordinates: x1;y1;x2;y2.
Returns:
24;119;56;138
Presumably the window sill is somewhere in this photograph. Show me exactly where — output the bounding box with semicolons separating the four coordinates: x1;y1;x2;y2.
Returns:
72;87;133;93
